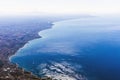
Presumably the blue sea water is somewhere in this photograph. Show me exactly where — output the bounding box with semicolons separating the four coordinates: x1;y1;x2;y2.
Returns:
10;17;120;80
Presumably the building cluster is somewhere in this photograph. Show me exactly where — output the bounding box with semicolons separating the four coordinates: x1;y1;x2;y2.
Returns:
0;63;52;80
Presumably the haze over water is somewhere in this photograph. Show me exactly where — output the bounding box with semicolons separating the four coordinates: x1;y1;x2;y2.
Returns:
10;17;120;80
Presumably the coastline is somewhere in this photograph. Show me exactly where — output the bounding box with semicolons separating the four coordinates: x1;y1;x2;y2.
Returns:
9;18;88;80
5;16;120;80
9;24;54;61
2;17;89;80
0;19;53;80
8;23;54;79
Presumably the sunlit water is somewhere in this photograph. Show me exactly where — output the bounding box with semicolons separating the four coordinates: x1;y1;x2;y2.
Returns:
10;17;120;80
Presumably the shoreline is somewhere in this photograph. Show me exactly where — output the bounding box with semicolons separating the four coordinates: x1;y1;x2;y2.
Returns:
0;19;53;80
9;18;88;80
7;18;76;79
8;23;54;79
1;17;89;80
9;23;54;59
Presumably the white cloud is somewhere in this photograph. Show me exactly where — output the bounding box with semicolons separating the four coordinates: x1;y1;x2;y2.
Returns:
0;0;120;15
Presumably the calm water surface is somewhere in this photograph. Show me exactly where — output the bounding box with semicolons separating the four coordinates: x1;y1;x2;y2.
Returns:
10;17;120;80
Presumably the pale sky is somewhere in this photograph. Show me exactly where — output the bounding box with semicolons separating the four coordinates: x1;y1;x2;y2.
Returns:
0;0;120;15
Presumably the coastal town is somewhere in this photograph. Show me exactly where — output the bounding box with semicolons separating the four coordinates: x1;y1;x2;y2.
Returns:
0;17;52;80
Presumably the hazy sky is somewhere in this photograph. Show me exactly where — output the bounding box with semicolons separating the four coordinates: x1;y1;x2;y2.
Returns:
0;0;120;15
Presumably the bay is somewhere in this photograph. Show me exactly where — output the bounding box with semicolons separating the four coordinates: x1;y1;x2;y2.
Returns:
10;17;120;80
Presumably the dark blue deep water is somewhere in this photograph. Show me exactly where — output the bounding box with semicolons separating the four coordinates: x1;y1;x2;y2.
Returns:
10;17;120;80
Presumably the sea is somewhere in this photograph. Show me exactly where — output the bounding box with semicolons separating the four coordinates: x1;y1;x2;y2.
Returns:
10;16;120;80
